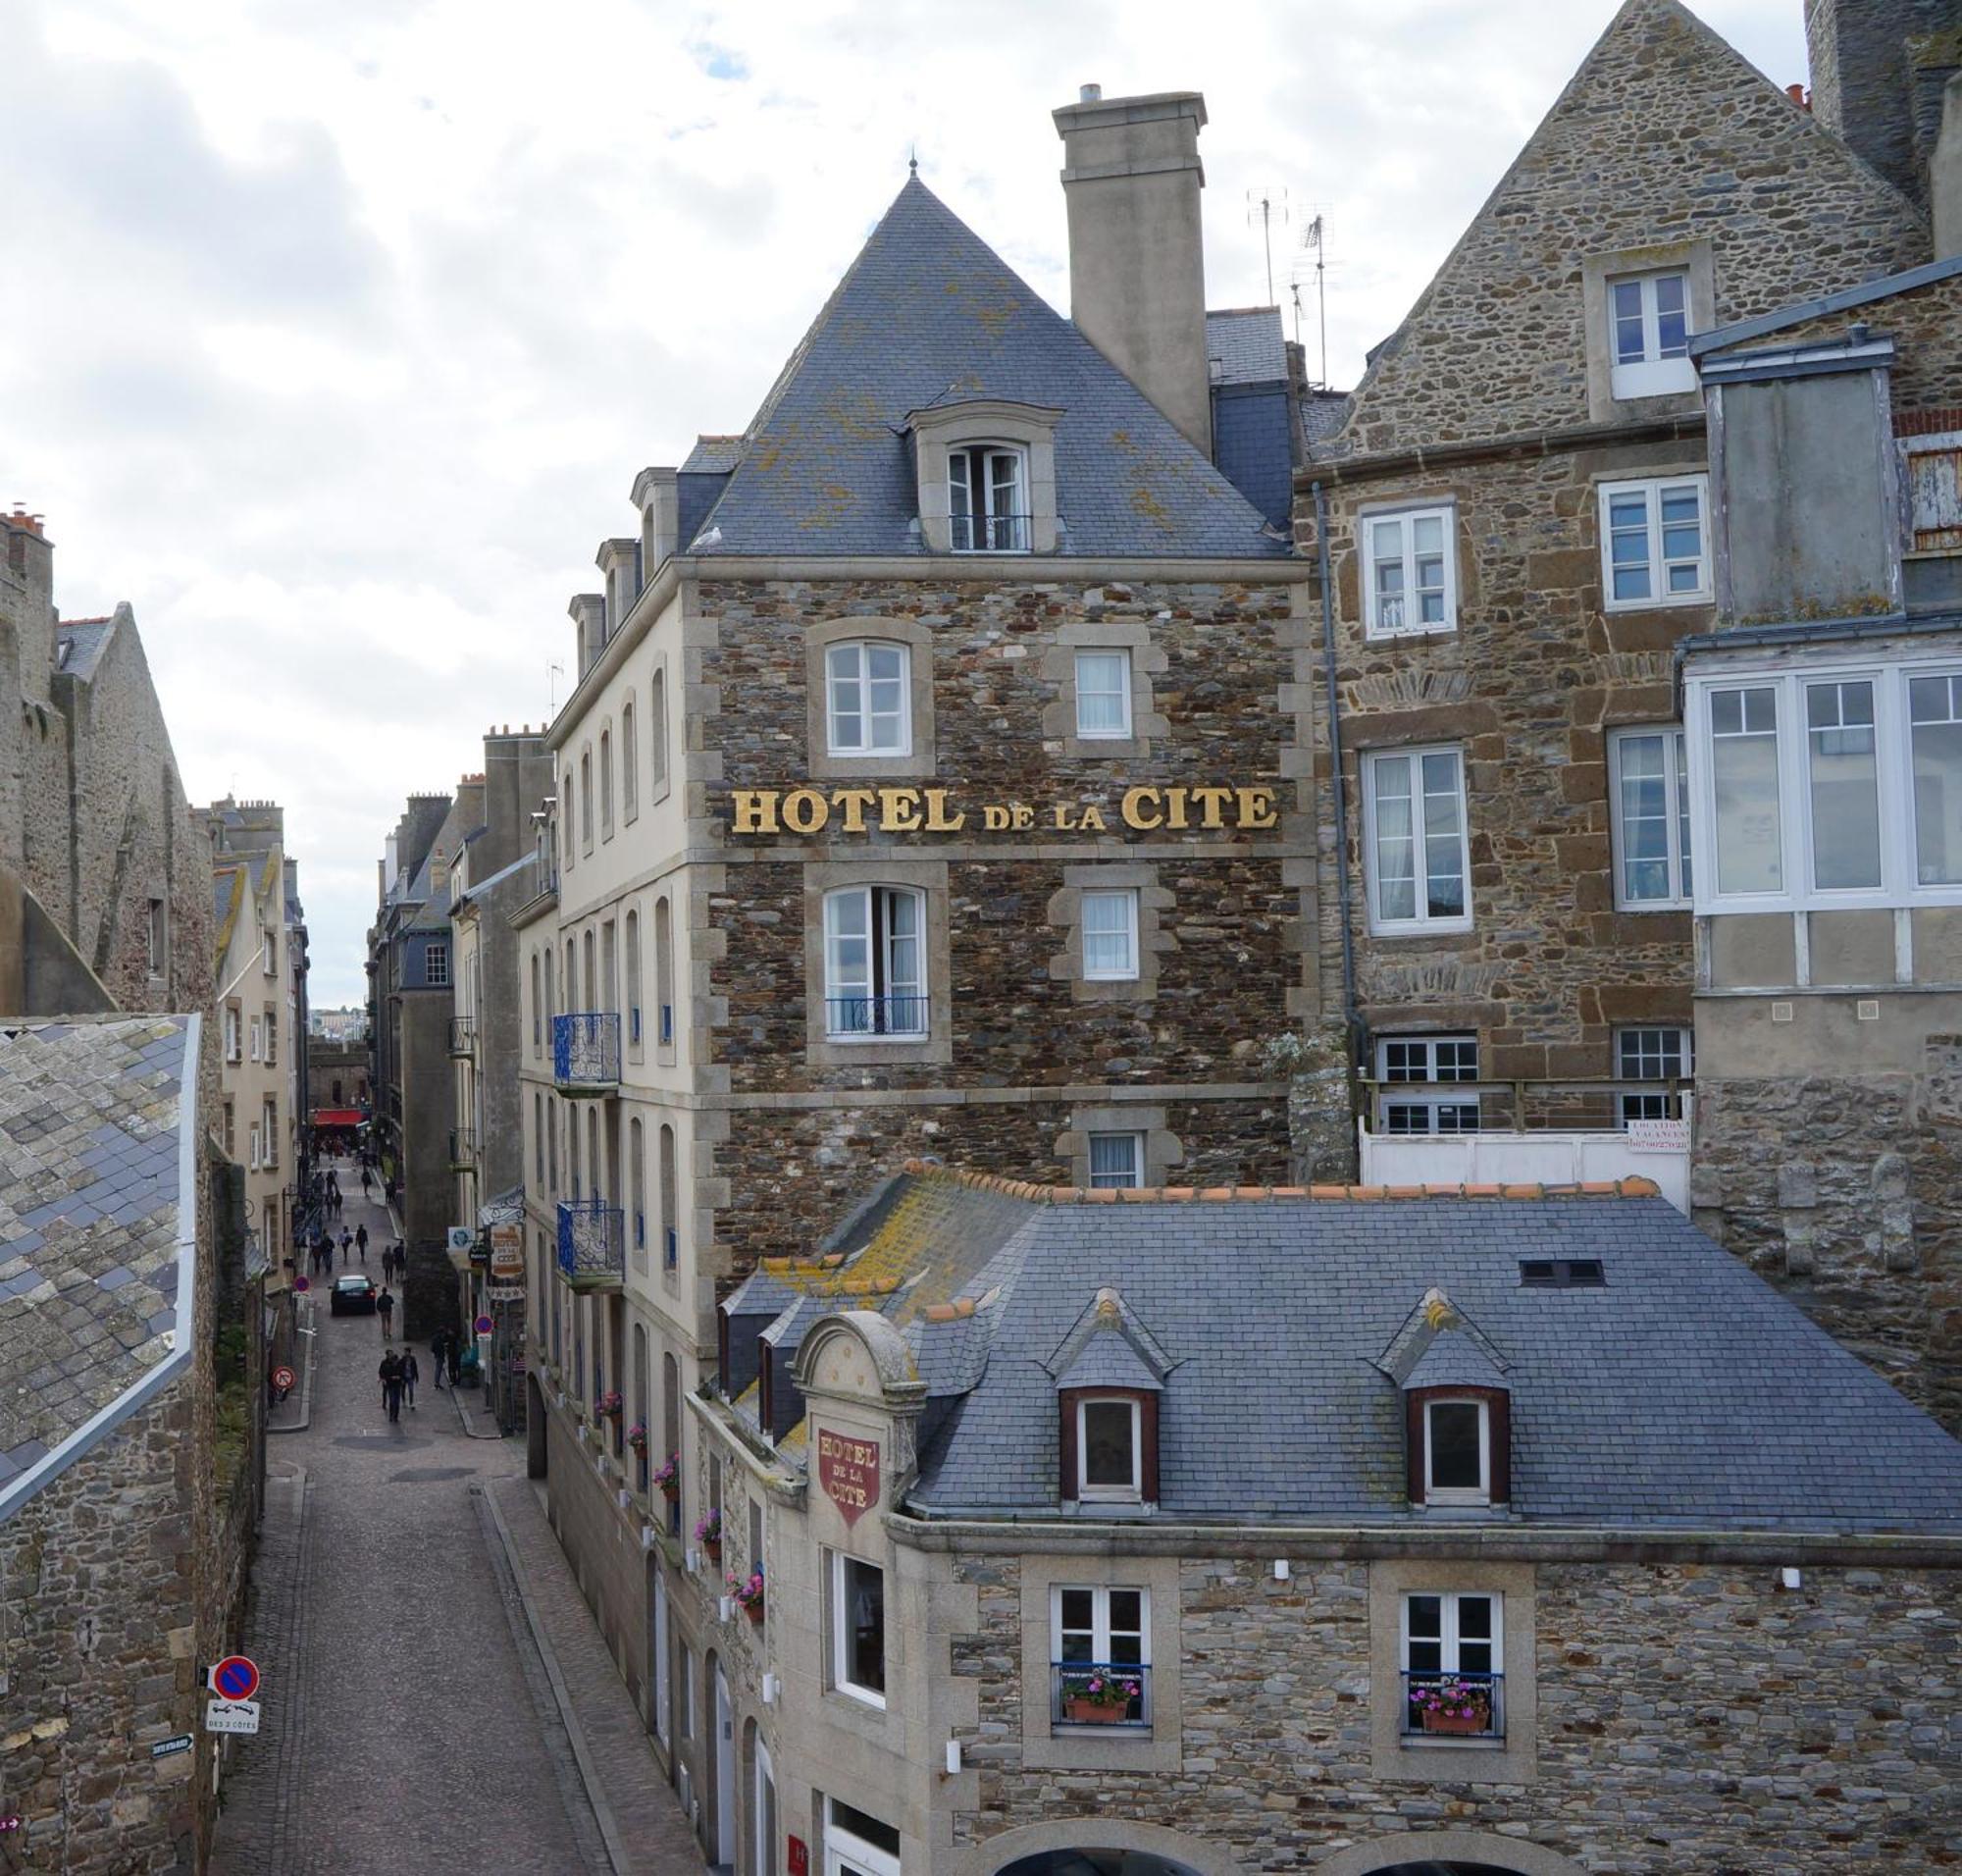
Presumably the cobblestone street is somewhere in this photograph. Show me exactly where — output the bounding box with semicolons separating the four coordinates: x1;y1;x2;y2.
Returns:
211;1171;695;1876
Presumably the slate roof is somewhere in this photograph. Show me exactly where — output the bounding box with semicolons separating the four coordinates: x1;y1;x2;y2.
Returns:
682;436;745;475
833;1172;1962;1535
0;1017;197;1520
55;616;115;681
688;176;1285;560
1207;308;1286;386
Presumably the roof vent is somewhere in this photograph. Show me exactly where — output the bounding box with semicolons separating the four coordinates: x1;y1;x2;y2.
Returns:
1520;1259;1605;1289
1079;82;1101;102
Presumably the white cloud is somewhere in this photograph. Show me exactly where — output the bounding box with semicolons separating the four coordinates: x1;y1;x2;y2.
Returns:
1;0;1808;1001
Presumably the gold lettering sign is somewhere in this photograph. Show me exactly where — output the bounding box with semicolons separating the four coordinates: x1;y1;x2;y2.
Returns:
725;784;1279;836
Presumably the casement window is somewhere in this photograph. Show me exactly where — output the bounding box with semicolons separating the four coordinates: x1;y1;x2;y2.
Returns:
1079;888;1139;980
949;443;1029;552
621;701;639;820
1598;477;1710;608
263;928;279;976
248;1016;263;1063
1074;650;1133;739
261;1098;279;1168
264;1010;278;1067
1608;269;1694;399
1053;1585;1150;1728
531;954;542;1055
1403;1591;1504;1739
825;642;911;756
1608;727;1692;908
1074;1396;1142;1502
625;910;643;1054
580;753;594;854
1375;1035;1479;1135
248;1123;262;1172
224;1005;241;1065
1087;1130;1145;1189
1363;506;1456;638
1363;747;1471;932
426;944;449;987
1421;1396;1492;1505
222;1099;234;1156
599;728;614;837
828;1552;887;1708
1617;1026;1692;1124
1689;662;1962;910
822;886;926;1038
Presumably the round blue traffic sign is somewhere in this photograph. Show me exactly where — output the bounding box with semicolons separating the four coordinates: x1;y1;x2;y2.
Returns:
212;1655;259;1701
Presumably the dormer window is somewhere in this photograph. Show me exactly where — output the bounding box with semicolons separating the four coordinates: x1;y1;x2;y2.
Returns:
1406;1384;1510;1509
1608;269;1694;399
950;444;1029;552
1078;1397;1140;1501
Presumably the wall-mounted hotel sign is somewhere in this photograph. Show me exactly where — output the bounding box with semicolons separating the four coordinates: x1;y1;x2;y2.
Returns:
727;783;1280;837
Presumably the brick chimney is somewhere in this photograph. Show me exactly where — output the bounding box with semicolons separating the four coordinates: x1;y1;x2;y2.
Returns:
1053;86;1212;455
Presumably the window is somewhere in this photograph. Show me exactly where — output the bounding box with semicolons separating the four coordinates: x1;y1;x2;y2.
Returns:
622;700;639;820
224;1005;240;1064
625;911;643;1053
248;1016;262;1063
1608;727;1692;908
1375;1035;1479;1135
262;1098;279;1168
1519;1259;1605;1288
1363;747;1471;931
580;752;594;854
1073;651;1132;739
825;642;911;756
1598;477;1710;608
1402;1591;1503;1739
1423;1398;1490;1505
599;728;614;837
825;1799;901;1876
248;1122;261;1172
1079;889;1138;980
221;1099;234;1156
829;1553;886;1707
949;443;1028;552
1608;269;1694;398
425;943;449;987
654;896;675;1050
1363;506;1456;637
658;1123;678;1270
1913;673;1962;885
146;899;167;975
534;1093;544;1185
263;928;279;976
1707;683;1783;896
1805;678;1881;891
629;1118;646;1266
823;886;926;1038
1076;1397;1141;1502
1087;1131;1144;1189
1053;1585;1149;1727
530;954;542;1055
649;668;668;791
1616;1026;1692;1124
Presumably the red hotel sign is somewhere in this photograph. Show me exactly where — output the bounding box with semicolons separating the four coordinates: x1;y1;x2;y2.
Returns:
817;1429;879;1527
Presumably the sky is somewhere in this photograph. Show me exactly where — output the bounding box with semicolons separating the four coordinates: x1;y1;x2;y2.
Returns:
1;0;1809;1006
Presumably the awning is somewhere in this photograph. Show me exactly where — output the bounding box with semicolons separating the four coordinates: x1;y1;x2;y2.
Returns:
311;1109;367;1127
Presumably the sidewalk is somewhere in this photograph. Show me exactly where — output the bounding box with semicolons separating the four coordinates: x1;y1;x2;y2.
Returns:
486;1474;705;1874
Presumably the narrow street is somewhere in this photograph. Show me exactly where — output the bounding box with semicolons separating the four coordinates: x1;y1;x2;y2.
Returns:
210;1167;688;1876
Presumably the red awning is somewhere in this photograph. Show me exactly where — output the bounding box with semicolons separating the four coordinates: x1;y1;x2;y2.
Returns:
312;1109;367;1127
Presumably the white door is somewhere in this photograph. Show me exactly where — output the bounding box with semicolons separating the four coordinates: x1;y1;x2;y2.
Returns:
824;1825;901;1876
752;1740;776;1876
714;1666;736;1864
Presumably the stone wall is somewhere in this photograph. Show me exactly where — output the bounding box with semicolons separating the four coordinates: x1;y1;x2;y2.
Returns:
947;1548;1962;1873
1755;268;1962;411
542;1402;650;1718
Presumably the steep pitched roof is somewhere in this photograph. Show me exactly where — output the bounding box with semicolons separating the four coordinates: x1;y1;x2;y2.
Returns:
691;176;1284;559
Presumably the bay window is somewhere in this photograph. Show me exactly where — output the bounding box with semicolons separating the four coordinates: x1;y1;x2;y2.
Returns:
823;886;926;1037
1363;746;1471;932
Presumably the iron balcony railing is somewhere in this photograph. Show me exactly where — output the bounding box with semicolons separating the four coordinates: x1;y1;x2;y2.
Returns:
448;1126;477;1170
553;1013;621;1092
448;1015;478;1058
951;512;1032;553
825;995;928;1040
1051;1661;1152;1730
557;1199;625;1291
1400;1669;1505;1742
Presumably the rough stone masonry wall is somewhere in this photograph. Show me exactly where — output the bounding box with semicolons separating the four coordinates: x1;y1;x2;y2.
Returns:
949;1551;1960;1874
1759;272;1962;413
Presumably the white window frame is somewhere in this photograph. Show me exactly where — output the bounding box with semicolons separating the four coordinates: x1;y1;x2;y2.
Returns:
1607;269;1695;399
248;1016;262;1063
224;1006;241;1065
1362;746;1472;934
1597;476;1711;610
1401;1590;1503;1678
426;943;450;987
1423;1396;1491;1506
1079;888;1139;980
821;885;927;1040
1086;1130;1145;1189
1608;726;1692;910
949;443;1030;553
247;1123;262;1172
1374;1035;1479;1136
1051;1583;1151;1682
828;1551;888;1711
1075;1396;1142;1503
1362;504;1458;639
1073;650;1133;739
823;1800;902;1876
1685;657;1962;914
824;641;912;757
1616;1026;1692;1125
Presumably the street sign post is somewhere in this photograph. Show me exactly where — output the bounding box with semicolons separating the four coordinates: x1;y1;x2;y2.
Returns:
272;1366;296;1393
149;1734;194;1760
209;1655;260;1702
204;1699;260;1737
293;1277;309;1292
474;1315;493;1337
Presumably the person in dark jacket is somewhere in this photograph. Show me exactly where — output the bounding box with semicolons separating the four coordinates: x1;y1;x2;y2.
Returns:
432;1328;447;1388
378;1352;403;1423
377;1286;395;1341
401;1349;420;1409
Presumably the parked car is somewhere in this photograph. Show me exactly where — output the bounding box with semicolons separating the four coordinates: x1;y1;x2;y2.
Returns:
330;1272;377;1316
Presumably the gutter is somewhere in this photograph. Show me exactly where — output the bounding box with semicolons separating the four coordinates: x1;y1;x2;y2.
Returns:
1670;608;1962;694
1313;482;1362;1071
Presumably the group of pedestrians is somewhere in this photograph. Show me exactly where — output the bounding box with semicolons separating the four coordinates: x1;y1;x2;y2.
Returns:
377;1347;420;1421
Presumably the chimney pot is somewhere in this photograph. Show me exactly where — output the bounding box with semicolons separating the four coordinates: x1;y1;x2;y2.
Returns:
1079;83;1101;102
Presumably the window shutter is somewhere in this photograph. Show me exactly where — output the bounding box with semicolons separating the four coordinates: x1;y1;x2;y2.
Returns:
1405;1391;1426;1506
1488;1389;1512;1505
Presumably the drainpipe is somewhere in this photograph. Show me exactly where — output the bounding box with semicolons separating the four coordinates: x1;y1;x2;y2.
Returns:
1314;480;1361;1062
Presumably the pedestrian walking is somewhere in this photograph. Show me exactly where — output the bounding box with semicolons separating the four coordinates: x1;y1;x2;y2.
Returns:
356;1224;368;1263
361;1166;373;1198
432;1328;447;1388
447;1333;462;1386
339;1227;353;1266
378;1351;403;1423
402;1350;419;1409
378;1285;395;1341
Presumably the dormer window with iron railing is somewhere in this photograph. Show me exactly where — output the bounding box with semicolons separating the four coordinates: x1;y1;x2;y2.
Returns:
950;443;1030;553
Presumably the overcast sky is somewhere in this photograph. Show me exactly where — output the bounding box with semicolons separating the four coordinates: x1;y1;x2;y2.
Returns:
2;0;1808;1006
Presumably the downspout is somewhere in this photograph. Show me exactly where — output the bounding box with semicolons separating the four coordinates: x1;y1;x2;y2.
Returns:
1314;481;1361;1059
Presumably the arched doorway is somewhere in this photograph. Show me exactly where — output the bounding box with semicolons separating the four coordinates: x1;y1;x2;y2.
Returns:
1308;1833;1588;1876
963;1822;1250;1876
998;1856;1202;1876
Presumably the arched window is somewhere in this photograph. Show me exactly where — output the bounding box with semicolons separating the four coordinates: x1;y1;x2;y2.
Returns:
822;884;926;1036
582;930;595;1016
650;668;668;789
654;896;674;1050
529;952;542;1055
658;1123;678;1271
599;728;614;837
661;1350;682;1536
634;1324;650;1493
625;909;643;1053
622;699;639;819
533;1091;544;1185
949;443;1030;551
580;751;594;852
629;1117;646;1266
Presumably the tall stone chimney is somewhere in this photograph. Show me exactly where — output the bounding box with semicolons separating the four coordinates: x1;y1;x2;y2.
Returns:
1936;72;1962;258
1805;0;1957;212
1053;87;1212;455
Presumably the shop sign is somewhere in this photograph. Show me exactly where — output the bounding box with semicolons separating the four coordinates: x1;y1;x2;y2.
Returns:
816;1428;879;1527
490;1224;525;1278
726;782;1279;839
488;1282;526;1304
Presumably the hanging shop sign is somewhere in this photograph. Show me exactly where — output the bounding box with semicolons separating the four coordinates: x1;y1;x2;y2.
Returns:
489;1225;525;1279
725;782;1279;839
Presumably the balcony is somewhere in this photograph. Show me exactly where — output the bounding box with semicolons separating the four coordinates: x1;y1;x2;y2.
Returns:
1359;1078;1692;1214
1050;1661;1152;1731
557;1199;625;1292
448;1015;477;1058
448;1126;477;1172
1400;1670;1505;1744
553;1013;620;1094
824;994;928;1040
951;512;1031;553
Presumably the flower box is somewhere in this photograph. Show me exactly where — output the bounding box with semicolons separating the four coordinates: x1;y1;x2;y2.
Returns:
1062;1696;1129;1725
742;1596;764;1624
1420;1707;1490;1736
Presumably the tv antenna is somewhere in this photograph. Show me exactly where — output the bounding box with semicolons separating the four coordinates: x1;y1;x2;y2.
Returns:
1245;186;1289;308
547;659;566;714
1292;211;1331;390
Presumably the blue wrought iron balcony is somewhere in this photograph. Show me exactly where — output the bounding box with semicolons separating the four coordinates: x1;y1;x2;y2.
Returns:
1400;1670;1505;1742
557;1199;625;1292
1050;1661;1152;1731
553;1013;621;1094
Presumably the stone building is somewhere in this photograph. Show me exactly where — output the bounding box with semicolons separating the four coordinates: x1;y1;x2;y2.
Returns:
680;1166;1962;1876
518;83;1315;1829
1284;0;1955;1368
